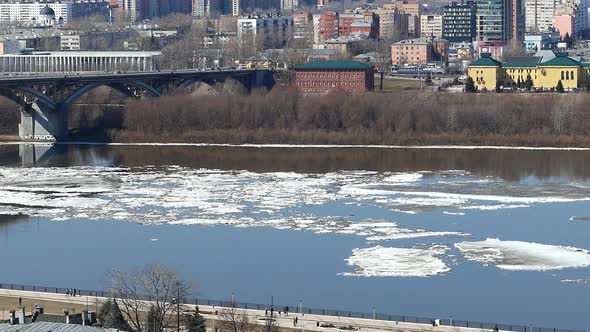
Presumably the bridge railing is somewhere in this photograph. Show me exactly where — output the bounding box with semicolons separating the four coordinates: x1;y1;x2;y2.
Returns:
0;282;583;332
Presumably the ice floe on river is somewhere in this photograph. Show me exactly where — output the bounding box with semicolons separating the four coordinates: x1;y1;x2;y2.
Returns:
341;245;450;277
2;166;590;277
455;238;590;271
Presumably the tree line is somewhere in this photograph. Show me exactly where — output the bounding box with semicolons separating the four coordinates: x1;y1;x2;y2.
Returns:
111;89;590;147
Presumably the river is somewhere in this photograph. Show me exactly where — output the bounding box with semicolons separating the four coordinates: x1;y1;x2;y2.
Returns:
1;143;590;329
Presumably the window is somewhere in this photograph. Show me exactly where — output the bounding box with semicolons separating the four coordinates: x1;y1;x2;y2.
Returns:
566;71;569;80
571;71;574;80
561;71;564;80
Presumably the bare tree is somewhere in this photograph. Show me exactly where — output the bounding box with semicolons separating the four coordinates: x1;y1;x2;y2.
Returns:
161;26;207;70
65;14;108;32
106;263;192;332
218;307;258;332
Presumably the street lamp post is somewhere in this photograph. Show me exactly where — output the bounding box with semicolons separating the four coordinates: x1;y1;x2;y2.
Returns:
372;306;376;332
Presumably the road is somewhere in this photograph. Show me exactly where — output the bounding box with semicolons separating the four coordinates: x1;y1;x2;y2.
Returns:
0;289;496;332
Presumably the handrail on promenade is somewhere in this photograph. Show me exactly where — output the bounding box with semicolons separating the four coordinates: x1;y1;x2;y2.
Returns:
0;282;583;332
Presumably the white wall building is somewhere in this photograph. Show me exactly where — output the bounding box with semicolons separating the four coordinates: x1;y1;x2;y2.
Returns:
0;51;162;72
237;15;292;47
420;14;442;38
192;0;206;17
525;0;557;32
60;34;80;50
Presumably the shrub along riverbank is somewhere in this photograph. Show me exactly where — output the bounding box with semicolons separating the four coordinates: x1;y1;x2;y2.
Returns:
4;89;590;146
112;89;590;147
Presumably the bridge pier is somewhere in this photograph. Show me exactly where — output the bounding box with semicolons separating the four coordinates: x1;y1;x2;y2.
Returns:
18;103;68;141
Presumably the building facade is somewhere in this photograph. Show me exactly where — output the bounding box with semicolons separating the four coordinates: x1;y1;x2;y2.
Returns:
0;51;161;73
391;38;432;65
525;0;556;32
372;7;409;39
293;60;374;93
60;34;80;50
443;1;476;42
237;15;292;48
468;52;589;91
420;14;442;38
476;0;524;43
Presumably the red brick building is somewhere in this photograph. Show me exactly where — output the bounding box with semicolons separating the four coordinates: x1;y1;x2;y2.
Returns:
293;60;375;93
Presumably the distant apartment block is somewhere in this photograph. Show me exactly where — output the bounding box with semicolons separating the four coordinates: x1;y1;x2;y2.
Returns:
391;37;449;65
420;14;442;38
60;34;80;50
525;0;557;32
371;6;409;39
237;14;292;48
315;11;377;42
442;1;476;42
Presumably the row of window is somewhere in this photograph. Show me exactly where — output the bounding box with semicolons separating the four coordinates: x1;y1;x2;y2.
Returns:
298;73;364;79
298;81;365;87
561;70;576;80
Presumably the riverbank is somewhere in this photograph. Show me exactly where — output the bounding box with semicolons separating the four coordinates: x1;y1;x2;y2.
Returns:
88;91;590;147
6;90;590;147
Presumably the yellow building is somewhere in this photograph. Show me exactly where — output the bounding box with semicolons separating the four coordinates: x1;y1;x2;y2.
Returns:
468;52;589;92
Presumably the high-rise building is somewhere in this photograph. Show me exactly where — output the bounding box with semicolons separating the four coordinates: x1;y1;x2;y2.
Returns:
525;0;557;32
372;7;410;39
442;1;476;42
193;0;206;16
280;0;297;12
420;14;443;38
293;12;314;44
389;1;421;36
232;0;239;15
553;0;588;37
476;0;524;43
110;0;140;21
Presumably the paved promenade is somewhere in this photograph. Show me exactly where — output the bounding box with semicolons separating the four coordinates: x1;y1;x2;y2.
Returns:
0;289;497;332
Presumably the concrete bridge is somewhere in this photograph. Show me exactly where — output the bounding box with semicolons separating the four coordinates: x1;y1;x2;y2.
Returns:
0;69;275;141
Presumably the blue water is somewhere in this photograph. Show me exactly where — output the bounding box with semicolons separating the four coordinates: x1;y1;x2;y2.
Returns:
0;144;590;330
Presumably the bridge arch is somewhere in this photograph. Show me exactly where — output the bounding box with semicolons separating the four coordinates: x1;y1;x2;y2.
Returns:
61;80;161;110
0;87;57;110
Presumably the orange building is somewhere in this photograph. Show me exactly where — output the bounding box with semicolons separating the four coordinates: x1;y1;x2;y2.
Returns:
391;38;432;65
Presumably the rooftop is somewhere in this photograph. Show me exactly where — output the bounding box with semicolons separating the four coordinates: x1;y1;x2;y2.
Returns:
538;52;580;66
293;60;372;70
470;53;502;66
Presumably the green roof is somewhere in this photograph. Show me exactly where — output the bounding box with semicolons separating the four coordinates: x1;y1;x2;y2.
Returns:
502;63;538;68
293;60;372;71
470;55;502;67
539;55;580;67
581;62;590;68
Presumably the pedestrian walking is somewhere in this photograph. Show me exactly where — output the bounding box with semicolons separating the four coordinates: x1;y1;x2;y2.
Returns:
66;289;70;296
293;318;296;327
73;289;76;297
18;297;22;306
271;307;274;316
285;306;289;316
317;321;320;327
265;307;268;316
295;317;298;325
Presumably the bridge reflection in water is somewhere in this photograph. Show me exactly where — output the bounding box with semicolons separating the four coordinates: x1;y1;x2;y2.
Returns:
0;69;274;142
